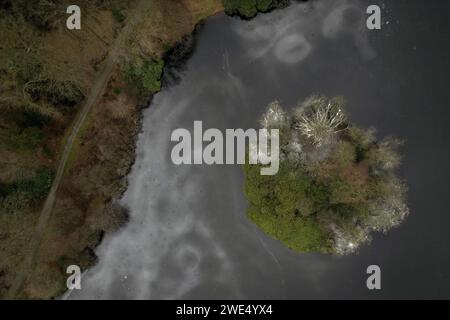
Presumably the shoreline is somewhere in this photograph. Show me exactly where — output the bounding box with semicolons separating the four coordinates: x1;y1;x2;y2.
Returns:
58;1;301;300
5;1;225;299
6;0;298;299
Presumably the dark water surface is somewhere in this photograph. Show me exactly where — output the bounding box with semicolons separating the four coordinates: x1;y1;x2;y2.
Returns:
70;0;450;299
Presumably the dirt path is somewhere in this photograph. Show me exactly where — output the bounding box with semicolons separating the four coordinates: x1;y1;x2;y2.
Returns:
8;0;154;298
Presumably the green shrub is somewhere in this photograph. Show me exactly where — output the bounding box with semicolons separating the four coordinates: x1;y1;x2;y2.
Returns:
2;109;51;151
113;87;122;95
0;167;54;214
222;0;287;18
9;51;84;109
8;127;44;149
256;0;273;12
24;79;84;107
15;168;54;201
332;141;356;167
111;8;125;23
124;58;164;96
10;0;62;30
15;109;51;128
8;51;43;87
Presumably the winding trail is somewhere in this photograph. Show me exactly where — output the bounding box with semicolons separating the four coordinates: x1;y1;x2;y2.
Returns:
8;0;154;298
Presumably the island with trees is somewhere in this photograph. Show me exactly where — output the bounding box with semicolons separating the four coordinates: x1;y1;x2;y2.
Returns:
244;96;409;254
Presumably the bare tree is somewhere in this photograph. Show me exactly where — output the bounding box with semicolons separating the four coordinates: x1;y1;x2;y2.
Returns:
293;96;347;147
259;100;289;130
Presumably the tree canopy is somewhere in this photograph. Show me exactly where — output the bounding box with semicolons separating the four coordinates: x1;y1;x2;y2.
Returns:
222;0;289;18
243;96;409;255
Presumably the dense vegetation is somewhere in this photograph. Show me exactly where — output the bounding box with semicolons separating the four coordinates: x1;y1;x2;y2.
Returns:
0;1;86;119
222;0;290;18
244;96;409;255
124;57;164;96
0;1;89;217
0;167;54;214
0;0;128;216
0;0;65;30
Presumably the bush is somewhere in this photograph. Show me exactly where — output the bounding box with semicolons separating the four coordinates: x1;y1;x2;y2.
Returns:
9;0;62;30
8;127;44;149
124;58;164;96
111;8;125;23
8;51;43;87
2;109;51;151
8;50;84;112
0;167;54;214
24;79;84;107
14;109;51;128
222;0;288;18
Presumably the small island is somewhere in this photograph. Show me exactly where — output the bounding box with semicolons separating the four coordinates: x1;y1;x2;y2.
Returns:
243;96;409;255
